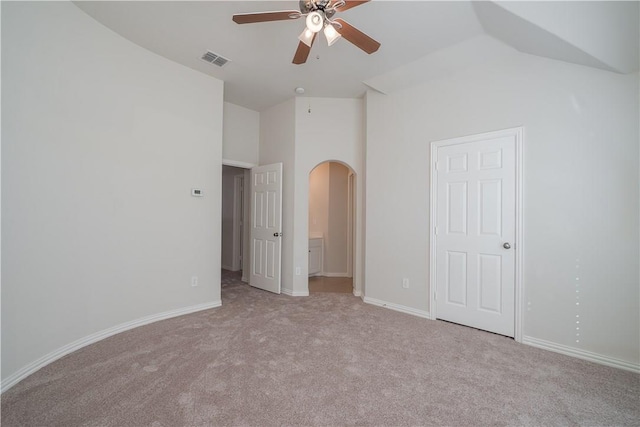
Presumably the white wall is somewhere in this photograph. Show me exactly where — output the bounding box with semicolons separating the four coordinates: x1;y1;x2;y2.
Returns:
309;163;330;239
1;2;224;386
258;98;363;295
259;99;296;293
365;52;639;366
494;1;639;74
293;98;365;295
242;168;251;282
223;102;259;166
327;163;350;275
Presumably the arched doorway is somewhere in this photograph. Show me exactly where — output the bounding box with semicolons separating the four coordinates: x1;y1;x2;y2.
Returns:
307;161;355;294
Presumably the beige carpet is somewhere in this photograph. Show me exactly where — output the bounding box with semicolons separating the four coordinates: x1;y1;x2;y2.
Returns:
2;274;639;426
308;276;353;294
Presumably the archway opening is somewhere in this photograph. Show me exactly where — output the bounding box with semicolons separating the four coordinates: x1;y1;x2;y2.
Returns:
308;161;355;294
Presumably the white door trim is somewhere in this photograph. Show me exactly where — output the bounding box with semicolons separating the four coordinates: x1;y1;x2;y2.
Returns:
222;159;257;169
347;172;355;278
231;175;244;272
429;127;524;342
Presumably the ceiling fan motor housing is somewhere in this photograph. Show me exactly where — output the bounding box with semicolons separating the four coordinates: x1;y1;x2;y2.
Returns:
299;1;315;14
300;0;335;17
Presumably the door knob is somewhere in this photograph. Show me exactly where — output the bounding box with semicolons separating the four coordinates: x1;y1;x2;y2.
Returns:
273;232;282;237
503;242;511;249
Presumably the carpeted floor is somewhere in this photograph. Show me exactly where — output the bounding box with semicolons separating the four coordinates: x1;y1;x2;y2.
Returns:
308;276;353;294
2;273;639;426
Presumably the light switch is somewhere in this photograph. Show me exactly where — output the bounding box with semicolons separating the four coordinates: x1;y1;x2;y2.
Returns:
191;188;203;197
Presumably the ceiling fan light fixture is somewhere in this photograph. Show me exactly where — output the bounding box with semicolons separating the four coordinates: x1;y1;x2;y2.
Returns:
298;28;315;47
306;11;324;33
323;23;341;46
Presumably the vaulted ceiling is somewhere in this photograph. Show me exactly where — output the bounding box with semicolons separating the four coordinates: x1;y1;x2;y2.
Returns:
74;1;639;112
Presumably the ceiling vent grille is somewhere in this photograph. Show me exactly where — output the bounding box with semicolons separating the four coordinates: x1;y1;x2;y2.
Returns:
201;51;230;67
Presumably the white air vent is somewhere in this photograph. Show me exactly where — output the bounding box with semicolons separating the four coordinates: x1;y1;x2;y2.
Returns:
201;51;230;67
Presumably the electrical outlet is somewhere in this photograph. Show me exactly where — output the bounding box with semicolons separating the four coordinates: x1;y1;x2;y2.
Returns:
191;276;198;287
402;278;409;289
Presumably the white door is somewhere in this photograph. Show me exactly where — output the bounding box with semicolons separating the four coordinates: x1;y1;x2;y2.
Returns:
250;163;283;294
434;132;517;336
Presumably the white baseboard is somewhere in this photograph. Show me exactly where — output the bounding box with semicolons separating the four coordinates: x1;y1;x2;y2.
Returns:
522;335;640;373
1;300;222;394
241;275;248;283
363;296;431;319
221;264;234;271
281;288;309;297
353;289;362;297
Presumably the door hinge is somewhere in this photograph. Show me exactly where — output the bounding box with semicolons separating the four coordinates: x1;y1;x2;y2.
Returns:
434;226;439;236
434;292;437;301
435;161;441;171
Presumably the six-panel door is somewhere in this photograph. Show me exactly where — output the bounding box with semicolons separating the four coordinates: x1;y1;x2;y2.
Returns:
435;135;516;337
250;163;283;294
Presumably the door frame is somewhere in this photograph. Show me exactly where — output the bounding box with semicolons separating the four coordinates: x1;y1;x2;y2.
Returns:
222;160;256;282
429;127;525;342
347;171;355;278
231;175;244;272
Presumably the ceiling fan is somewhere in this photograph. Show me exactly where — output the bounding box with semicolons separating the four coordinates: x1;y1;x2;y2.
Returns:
232;0;380;65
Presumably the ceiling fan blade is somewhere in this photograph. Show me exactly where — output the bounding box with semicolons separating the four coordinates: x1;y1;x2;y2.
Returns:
232;10;301;24
292;34;317;64
334;19;380;54
334;1;370;12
